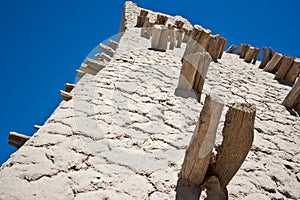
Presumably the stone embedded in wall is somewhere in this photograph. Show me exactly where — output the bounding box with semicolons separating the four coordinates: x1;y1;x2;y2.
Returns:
150;25;168;51
140;20;152;39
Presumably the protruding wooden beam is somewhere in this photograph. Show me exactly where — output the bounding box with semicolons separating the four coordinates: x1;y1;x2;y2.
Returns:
8;132;30;148
182;29;192;43
225;45;237;53
198;29;211;50
108;39;118;51
86;58;105;71
264;53;283;73
283;77;300;109
80;63;98;75
179;95;224;186
95;53;111;62
154;14;168;26
207;34;220;62
99;43;115;57
33;125;42;131
213;103;256;190
285;58;300;85
136;9;149;27
76;69;85;78
239;44;250;59
175;20;184;29
217;37;227;59
64;83;75;92
244;46;255;63
252;48;260;64
259;47;275;69
60;90;72;101
237;44;246;55
275;56;294;81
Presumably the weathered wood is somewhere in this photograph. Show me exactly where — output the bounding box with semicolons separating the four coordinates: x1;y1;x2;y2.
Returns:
175;20;184;29
95;52;111;62
207;34;220;62
176;29;184;48
179;95;224;186
183;29;192;43
285;58;300;85
183;25;203;57
99;43;115;57
60;90;72;101
86;58;105;71
80;63;98;75
8;132;30;148
193;52;212;98
258;47;267;68
154;14;168;25
76;69;85;78
252;48;260;64
283;77;300;108
108;39;118;50
275;56;294;81
239;44;250;59
264;53;283;73
33;125;42;131
244;47;255;63
64;83;75;92
237;44;246;55
217;37;227;59
213;103;256;189
201;176;228;200
198;29;211;50
225;44;237;53
136;10;149;27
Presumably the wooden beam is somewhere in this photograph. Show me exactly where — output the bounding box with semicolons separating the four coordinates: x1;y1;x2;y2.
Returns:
80;63;98;75
264;53;283;73
217;37;227;59
213;103;256;189
285;58;300;85
168;26;176;50
108;39;118;51
176;29;184;48
275;56;294;81
225;44;237;53
207;34;220;62
8;132;30;148
239;44;250;59
33;125;42;131
99;43;115;57
283;77;300;108
252;48;260;64
60;90;72;101
244;46;255;63
237;44;245;55
64;83;75;92
76;69;85;78
86;58;105;71
95;53;111;62
179;95;224;186
198;28;211;50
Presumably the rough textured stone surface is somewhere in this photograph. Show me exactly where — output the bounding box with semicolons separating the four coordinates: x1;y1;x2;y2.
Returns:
0;1;299;200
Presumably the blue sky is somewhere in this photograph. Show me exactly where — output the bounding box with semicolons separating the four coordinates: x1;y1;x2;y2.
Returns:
0;0;299;165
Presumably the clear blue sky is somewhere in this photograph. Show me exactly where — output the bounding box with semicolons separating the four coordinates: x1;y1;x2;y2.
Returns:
0;0;299;165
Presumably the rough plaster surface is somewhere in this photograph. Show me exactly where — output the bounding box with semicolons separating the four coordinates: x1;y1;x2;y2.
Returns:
0;1;299;200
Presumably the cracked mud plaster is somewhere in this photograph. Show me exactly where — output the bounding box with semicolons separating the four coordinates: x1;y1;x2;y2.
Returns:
0;2;299;200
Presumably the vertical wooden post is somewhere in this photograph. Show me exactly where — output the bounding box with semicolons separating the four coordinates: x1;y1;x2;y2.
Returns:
179;95;224;186
264;53;283;73
198;29;211;50
283;77;300;109
239;44;250;59
225;44;237;53
258;47;267;68
136;10;149;27
213;103;256;189
217;37;227;59
275;56;294;81
244;47;255;63
207;34;220;62
237;44;245;55
252;48;260;64
285;58;300;85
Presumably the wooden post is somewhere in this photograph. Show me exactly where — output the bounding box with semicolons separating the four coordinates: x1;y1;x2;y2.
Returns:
207;34;220;62
64;83;75;92
239;44;250;59
179;95;224;186
80;63;98;75
76;69;85;78
183;29;192;43
285;58;300;85
95;53;111;62
225;44;237;53
237;44;245;55
33;125;42;131
60;90;72;101
213;103;256;189
99;43;115;57
283;77;300;109
275;56;294;81
244;46;255;63
154;14;168;26
8;132;30;148
198;29;211;50
136;10;149;27
176;52;212;100
258;47;267;68
252;48;260;64
217;37;227;59
86;58;105;71
151;25;162;50
264;53;283;73
108;39;118;51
